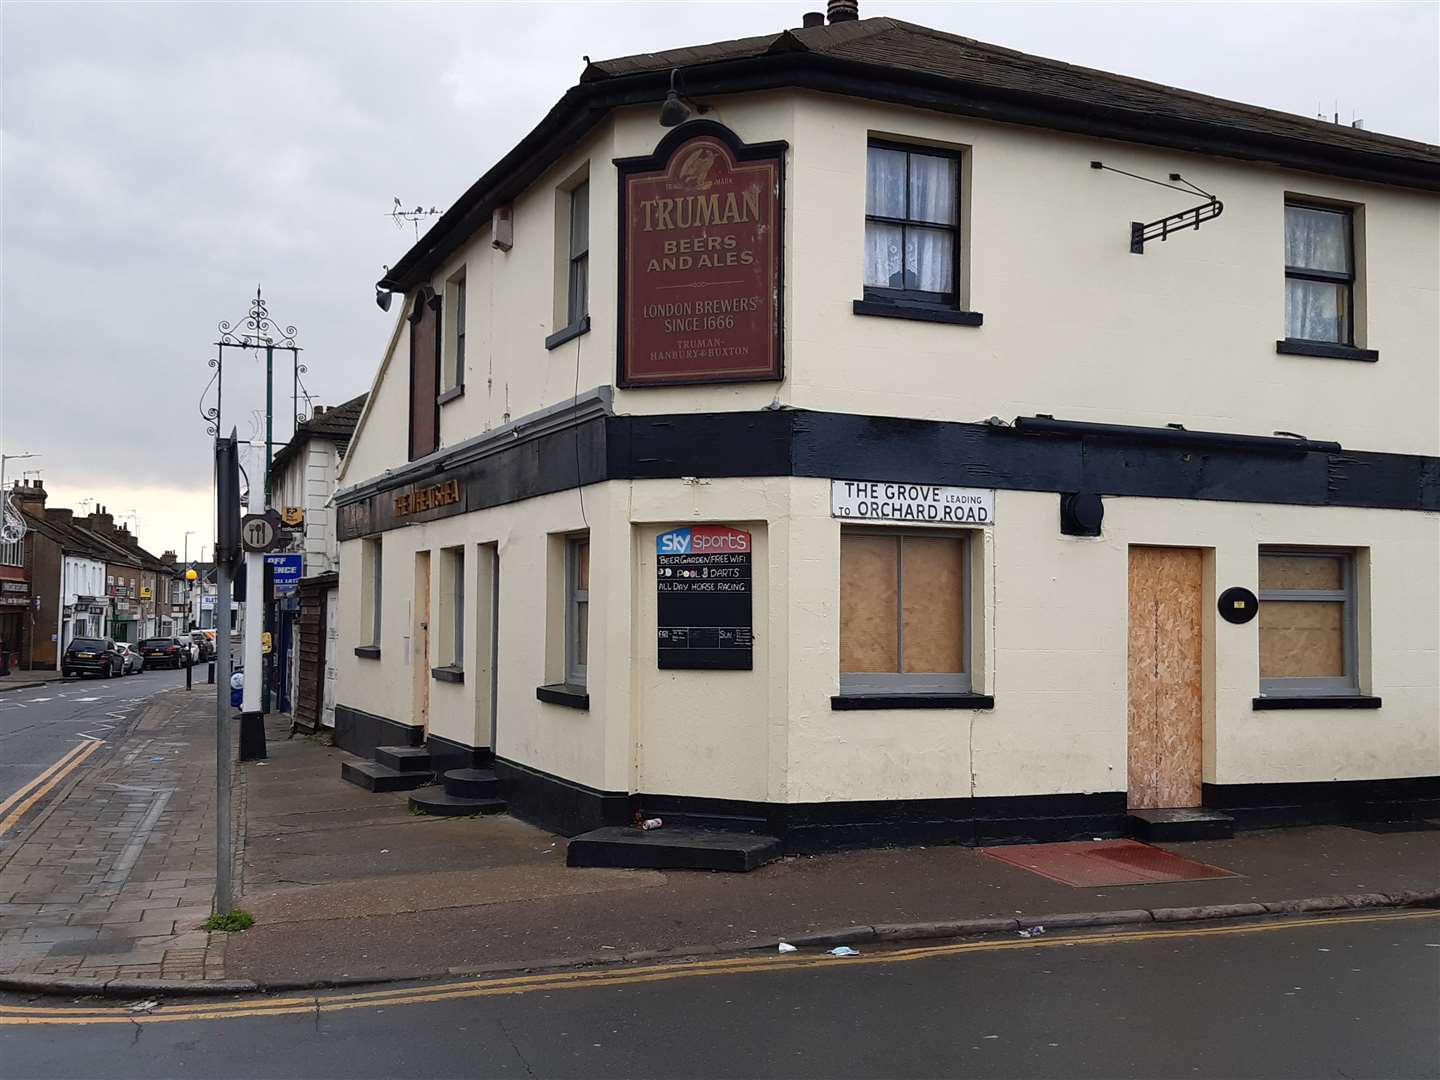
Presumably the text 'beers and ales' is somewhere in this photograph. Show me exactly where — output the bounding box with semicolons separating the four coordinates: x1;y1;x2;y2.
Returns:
621;131;782;386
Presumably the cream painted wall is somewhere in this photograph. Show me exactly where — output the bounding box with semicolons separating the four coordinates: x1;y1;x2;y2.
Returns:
343;87;1435;507
337;474;1436;803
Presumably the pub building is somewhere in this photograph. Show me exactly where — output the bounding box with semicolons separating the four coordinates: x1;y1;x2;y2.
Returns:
332;3;1439;867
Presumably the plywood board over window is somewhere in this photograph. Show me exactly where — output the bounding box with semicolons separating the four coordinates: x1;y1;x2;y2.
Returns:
1258;548;1358;696
839;529;969;695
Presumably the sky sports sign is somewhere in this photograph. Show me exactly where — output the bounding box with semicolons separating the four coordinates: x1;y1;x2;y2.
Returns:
830;480;995;525
656;525;753;555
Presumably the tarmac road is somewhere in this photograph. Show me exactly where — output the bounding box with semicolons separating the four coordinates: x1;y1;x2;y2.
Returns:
0;667;190;840
3;909;1436;1080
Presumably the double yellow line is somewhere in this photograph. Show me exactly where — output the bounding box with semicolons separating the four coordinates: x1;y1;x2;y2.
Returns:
0;738;105;839
3;908;1434;1027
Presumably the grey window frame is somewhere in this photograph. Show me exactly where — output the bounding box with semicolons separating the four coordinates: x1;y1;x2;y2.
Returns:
449;271;466;391
1283;201;1355;346
839;527;972;696
566;535;588;688
448;545;465;669
1258;546;1359;697
367;538;383;648
566;182;589;328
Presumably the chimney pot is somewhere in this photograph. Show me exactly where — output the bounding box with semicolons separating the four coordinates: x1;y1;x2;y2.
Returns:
802;10;825;27
827;0;858;22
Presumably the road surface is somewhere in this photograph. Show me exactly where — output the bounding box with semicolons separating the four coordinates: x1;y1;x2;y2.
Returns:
0;666;191;843
2;909;1436;1079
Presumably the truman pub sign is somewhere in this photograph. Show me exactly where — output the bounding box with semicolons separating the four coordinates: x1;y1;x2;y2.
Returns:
617;122;785;388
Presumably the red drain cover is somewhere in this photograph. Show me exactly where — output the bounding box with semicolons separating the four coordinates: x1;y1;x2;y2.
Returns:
981;840;1235;887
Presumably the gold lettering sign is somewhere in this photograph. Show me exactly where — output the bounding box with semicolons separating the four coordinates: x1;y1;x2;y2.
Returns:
394;478;461;518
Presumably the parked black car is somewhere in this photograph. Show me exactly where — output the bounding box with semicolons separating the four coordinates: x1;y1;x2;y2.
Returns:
137;637;192;669
62;637;124;679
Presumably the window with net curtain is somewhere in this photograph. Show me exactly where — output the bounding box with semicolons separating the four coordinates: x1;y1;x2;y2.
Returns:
864;144;960;306
1284;203;1354;345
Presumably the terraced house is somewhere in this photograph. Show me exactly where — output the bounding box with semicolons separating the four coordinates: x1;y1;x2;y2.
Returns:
331;4;1439;869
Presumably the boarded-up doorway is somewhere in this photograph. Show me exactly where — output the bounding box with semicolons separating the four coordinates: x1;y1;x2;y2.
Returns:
1127;546;1203;809
413;551;431;735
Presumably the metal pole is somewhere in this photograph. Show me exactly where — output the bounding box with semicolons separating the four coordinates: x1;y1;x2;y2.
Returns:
215;558;233;914
264;345;274;506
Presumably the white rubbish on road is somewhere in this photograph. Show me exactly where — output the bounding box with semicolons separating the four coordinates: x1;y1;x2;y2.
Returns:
827;946;860;957
777;942;797;953
1018;926;1046;937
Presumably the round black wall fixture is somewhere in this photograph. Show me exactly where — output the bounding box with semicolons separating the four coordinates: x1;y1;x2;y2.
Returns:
1060;492;1104;536
1218;586;1258;624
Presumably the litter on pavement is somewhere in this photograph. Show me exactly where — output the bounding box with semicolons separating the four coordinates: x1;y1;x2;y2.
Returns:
128;1000;159;1013
827;946;860;957
777;942;797;953
1018;926;1046;937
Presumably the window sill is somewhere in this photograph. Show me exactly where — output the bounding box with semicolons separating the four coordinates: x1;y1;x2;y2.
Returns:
1252;694;1381;710
431;665;464;684
437;385;465;406
1275;339;1378;362
536;683;589;710
545;316;591;351
852;300;983;327
831;693;995;711
354;645;381;660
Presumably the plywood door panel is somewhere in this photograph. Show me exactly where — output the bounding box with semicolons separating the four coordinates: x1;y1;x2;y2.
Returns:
413;552;431;735
1127;546;1204;809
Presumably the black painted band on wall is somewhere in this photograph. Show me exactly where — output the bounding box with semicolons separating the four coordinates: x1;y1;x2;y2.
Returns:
333;704;423;759
336;408;1439;539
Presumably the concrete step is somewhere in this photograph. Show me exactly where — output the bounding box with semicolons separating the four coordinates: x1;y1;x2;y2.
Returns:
340;759;435;793
1127;807;1235;842
443;768;499;799
566;825;782;872
374;745;434;773
407;786;507;817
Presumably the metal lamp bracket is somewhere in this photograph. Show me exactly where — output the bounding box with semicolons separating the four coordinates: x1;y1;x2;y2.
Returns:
1091;161;1224;253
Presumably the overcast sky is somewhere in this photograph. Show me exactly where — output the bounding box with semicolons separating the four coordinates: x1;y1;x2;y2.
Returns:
2;0;1435;559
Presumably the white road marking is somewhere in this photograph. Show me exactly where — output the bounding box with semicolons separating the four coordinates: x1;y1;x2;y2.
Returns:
27;698;52;703
73;697;101;702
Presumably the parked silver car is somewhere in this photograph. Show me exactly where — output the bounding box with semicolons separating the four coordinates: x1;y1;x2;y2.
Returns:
113;642;144;675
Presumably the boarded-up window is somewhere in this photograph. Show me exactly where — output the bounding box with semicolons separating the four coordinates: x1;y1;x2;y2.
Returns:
1258;549;1356;695
840;530;968;694
409;290;441;460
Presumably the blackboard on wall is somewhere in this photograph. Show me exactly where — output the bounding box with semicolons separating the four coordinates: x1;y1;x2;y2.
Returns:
656;525;753;670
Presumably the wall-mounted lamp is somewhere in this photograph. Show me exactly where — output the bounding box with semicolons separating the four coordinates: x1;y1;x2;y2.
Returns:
375;285;393;312
659;69;693;128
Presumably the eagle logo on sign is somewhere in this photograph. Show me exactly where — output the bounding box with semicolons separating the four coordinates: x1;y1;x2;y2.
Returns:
677;147;718;191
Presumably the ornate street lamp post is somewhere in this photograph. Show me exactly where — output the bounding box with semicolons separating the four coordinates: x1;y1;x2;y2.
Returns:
202;287;306;504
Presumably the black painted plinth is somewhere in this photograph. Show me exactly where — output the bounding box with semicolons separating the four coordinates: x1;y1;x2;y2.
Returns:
239;710;267;761
1126;807;1235;842
340;758;434;793
567;825;782;872
375;745;435;772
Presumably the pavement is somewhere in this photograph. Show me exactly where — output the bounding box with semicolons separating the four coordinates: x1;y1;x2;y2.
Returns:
4;909;1438;1078
2;686;1438;994
0;675;230;983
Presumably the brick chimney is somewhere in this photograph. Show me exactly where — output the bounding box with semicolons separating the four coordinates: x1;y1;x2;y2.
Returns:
10;480;47;515
87;505;115;534
827;0;858;22
49;508;74;526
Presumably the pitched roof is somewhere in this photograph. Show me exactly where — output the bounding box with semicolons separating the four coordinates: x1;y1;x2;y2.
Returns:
583;17;1439;164
379;14;1438;293
270;392;368;477
20;511;114;561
